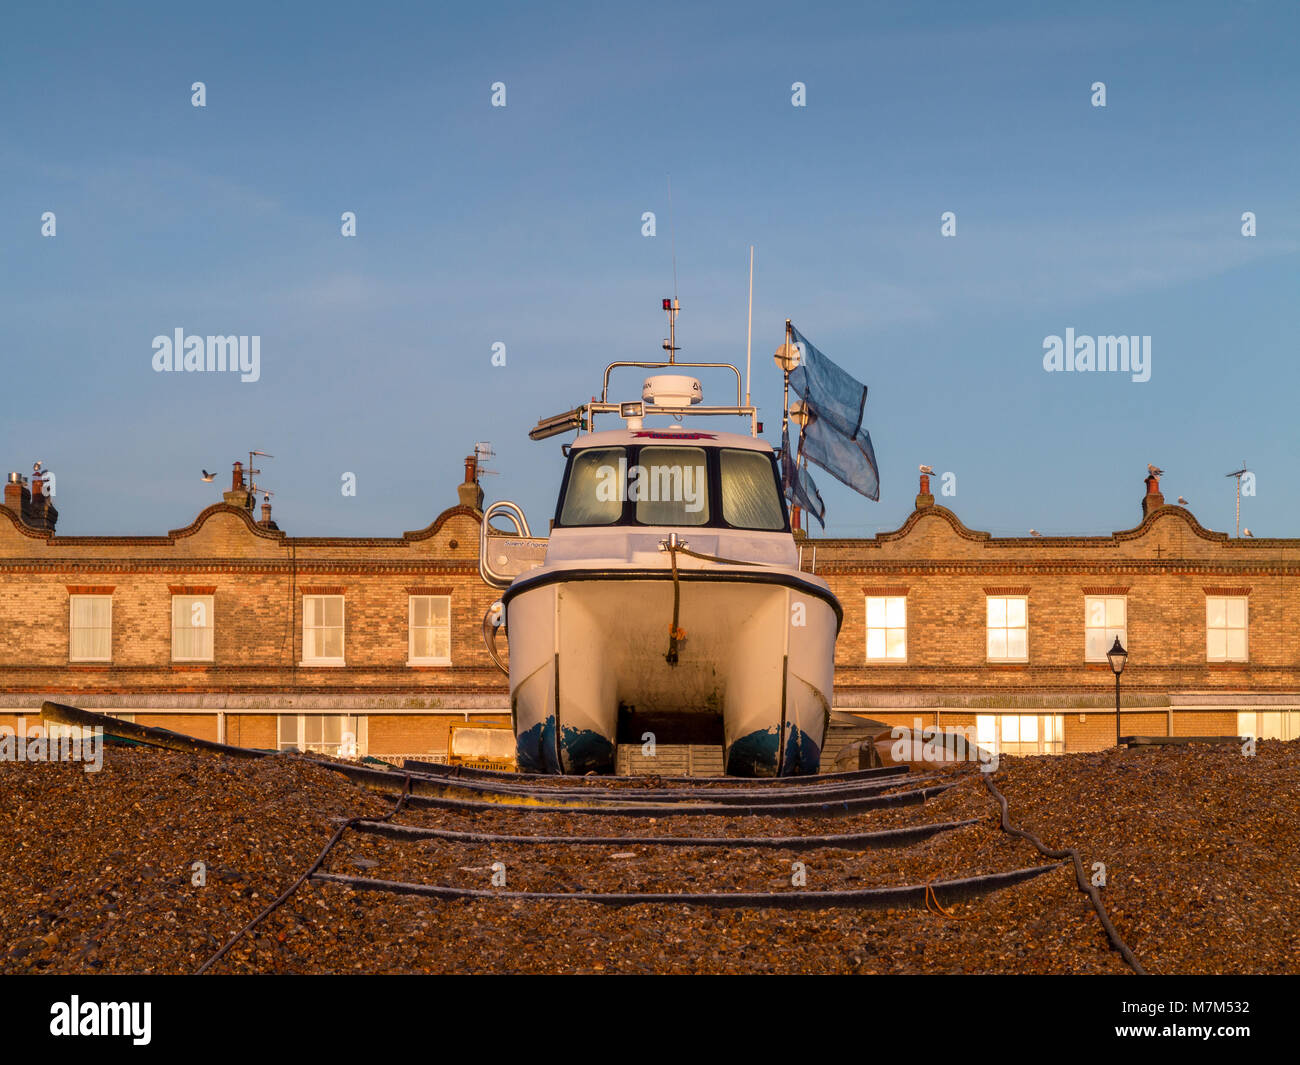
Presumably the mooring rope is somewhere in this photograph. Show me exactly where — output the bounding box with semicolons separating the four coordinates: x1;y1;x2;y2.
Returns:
980;771;1147;975
662;542;762;664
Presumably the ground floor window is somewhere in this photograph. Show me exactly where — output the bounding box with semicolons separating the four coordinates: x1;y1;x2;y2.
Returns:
277;714;367;757
976;713;1065;756
1237;710;1300;741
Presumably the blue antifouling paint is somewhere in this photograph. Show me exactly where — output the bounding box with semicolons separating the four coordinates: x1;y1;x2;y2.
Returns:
558;725;615;775
725;727;781;777
781;723;822;775
516;716;615;775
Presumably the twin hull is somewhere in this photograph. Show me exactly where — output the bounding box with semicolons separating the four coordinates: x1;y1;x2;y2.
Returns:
503;569;838;776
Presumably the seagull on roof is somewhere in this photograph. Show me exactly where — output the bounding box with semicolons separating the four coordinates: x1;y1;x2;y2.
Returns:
1243;528;1254;538
1030;529;1042;537
1178;496;1188;505
1147;464;1164;477
201;470;215;482
919;464;935;475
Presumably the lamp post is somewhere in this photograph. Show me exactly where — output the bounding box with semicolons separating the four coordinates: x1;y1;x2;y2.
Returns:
1107;636;1129;747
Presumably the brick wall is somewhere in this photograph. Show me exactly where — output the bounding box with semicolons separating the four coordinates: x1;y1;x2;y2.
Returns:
3;481;1298;765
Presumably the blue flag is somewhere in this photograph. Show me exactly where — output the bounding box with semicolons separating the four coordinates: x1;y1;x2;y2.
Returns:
787;324;880;502
780;427;826;528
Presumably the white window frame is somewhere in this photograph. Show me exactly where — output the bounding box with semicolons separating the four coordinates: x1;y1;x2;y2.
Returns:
276;713;367;757
976;714;1065;756
1206;595;1248;663
1084;595;1128;662
1237;710;1300;741
68;594;113;663
171;594;215;662
864;595;907;662
301;594;346;666
986;595;1028;663
408;594;452;666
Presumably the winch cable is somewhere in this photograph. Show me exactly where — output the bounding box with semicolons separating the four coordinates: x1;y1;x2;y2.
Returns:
195;774;413;975
662;541;761;665
981;771;1147;975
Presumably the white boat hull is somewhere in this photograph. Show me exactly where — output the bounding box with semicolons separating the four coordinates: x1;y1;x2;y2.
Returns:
503;569;838;776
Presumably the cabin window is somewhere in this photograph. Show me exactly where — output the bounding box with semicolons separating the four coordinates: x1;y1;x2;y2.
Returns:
719;449;785;531
302;595;345;665
172;594;215;661
633;446;710;526
69;594;112;662
986;596;1028;661
1084;596;1126;661
559;447;626;526
409;595;452;665
1206;596;1247;661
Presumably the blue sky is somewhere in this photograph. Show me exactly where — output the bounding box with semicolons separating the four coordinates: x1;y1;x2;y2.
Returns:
1;1;1296;538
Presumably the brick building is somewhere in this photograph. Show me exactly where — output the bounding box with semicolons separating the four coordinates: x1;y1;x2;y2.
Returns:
3;459;1297;765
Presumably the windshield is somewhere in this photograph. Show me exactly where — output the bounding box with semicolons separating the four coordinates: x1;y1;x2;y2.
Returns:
556;445;788;532
720;448;785;530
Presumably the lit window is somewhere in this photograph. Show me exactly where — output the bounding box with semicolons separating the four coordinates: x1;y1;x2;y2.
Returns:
865;596;906;661
409;595;452;664
172;594;214;661
1085;596;1126;661
986;596;1028;661
69;595;112;662
302;595;345;664
1206;596;1247;662
975;714;1064;755
277;714;367;757
1236;711;1300;741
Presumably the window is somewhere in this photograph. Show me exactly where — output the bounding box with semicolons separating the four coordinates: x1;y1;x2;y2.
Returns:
277;714;367;757
560;447;625;526
976;714;1065;756
633;446;709;526
1206;596;1248;662
69;595;112;662
302;595;344;664
865;596;906;661
172;594;214;661
409;595;451;664
719;449;785;531
1085;596;1127;661
986;596;1027;661
1236;711;1300;741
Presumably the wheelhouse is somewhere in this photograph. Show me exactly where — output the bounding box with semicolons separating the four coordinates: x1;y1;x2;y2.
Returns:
553;442;790;533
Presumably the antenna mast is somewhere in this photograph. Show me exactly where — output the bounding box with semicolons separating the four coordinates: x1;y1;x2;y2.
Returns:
1226;461;1249;537
745;245;754;407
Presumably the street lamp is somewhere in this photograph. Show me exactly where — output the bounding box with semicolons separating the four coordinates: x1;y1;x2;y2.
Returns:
1107;636;1129;747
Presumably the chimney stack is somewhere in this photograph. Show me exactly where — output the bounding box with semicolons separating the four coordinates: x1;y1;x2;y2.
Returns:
458;454;484;511
916;470;935;510
223;461;254;509
3;468;58;532
1142;470;1165;518
258;495;279;531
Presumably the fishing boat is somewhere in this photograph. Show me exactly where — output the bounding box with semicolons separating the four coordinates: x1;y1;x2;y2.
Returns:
481;298;878;777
